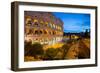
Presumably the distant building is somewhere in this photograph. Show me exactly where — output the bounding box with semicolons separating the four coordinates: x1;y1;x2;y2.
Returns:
24;11;63;45
63;33;80;40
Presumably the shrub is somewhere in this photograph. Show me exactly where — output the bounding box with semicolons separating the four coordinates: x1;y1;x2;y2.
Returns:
43;48;59;60
25;43;44;59
24;41;32;56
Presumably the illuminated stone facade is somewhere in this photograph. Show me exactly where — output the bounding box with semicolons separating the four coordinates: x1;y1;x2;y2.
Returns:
24;11;63;45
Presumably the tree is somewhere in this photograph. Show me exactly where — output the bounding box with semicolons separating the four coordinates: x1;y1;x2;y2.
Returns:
43;48;59;60
27;43;44;59
24;40;32;56
61;44;70;59
84;29;89;38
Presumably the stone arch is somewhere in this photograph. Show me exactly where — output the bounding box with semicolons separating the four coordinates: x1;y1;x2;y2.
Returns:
39;30;43;34
25;27;30;34
44;30;47;34
26;17;32;25
52;31;56;35
29;29;33;34
34;30;39;34
49;31;52;35
34;22;38;26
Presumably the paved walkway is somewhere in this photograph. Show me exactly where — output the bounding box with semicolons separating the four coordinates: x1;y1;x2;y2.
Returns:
66;39;90;59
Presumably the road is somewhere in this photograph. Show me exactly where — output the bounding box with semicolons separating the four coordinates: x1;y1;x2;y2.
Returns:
66;39;90;59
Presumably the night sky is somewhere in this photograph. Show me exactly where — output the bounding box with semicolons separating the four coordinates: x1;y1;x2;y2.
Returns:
53;12;90;33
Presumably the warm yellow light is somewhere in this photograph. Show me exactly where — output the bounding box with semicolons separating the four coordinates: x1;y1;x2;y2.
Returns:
47;43;64;49
45;22;48;24
34;19;38;22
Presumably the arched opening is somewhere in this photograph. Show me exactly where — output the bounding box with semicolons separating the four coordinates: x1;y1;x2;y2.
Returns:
44;30;47;34
40;30;43;34
25;28;29;34
27;20;32;25
29;29;33;34
53;31;56;35
34;22;38;26
35;30;39;34
49;31;52;35
26;18;32;26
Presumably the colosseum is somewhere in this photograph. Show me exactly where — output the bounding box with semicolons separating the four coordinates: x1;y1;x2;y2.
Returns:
24;11;63;45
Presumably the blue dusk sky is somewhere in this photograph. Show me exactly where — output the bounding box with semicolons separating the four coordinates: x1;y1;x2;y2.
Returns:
53;12;90;33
